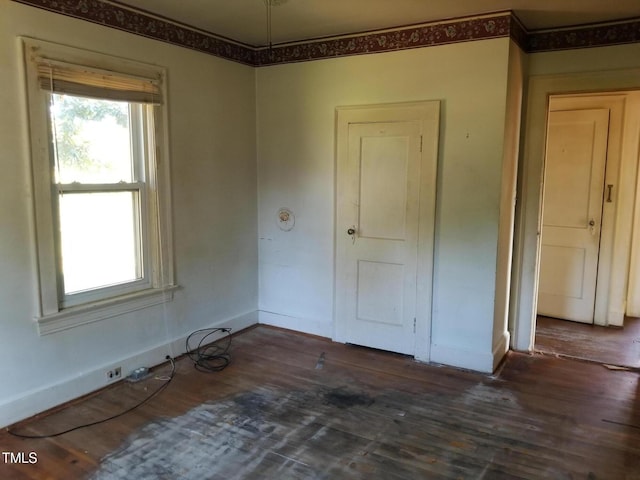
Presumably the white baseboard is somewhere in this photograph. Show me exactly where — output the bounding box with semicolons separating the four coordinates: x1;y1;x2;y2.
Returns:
607;309;625;327
258;310;332;338
492;330;510;370
430;342;496;373
0;310;258;429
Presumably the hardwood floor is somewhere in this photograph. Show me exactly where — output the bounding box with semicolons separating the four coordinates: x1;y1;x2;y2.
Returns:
536;315;640;368
2;325;640;479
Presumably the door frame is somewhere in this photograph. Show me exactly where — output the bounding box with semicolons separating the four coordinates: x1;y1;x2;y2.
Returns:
511;70;640;351
538;96;624;324
333;101;440;362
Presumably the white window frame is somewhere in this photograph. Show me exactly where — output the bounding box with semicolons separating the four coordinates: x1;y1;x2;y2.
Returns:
22;38;176;335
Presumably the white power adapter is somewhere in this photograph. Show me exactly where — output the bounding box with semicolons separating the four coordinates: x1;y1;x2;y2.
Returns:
127;366;150;382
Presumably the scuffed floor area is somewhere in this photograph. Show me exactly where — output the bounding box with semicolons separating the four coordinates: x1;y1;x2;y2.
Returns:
536;315;640;368
3;325;640;479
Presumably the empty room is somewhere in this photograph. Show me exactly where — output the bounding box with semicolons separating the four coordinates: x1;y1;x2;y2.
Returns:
1;0;640;478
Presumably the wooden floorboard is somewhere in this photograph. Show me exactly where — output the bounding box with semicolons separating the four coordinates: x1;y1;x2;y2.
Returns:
2;325;640;479
536;315;640;368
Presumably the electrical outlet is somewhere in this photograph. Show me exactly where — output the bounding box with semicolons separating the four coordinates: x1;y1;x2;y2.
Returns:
106;367;122;383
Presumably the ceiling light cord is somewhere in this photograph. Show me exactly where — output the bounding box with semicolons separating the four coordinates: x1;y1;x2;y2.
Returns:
266;0;273;57
264;0;287;59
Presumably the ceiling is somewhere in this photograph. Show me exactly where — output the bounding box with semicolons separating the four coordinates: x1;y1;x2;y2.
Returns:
113;0;640;47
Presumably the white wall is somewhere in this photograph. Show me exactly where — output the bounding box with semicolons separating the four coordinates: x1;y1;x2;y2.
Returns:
528;44;640;76
0;2;258;427
256;38;512;371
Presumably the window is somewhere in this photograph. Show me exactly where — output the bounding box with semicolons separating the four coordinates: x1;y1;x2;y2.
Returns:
23;39;175;334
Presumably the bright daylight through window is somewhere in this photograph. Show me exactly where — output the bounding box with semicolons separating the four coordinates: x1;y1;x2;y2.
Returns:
23;39;174;334
52;95;144;297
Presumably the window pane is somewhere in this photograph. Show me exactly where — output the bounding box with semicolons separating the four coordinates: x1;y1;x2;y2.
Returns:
59;192;141;294
50;94;133;183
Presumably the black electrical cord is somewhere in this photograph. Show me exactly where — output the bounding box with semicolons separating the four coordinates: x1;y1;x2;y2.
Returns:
6;356;176;439
185;327;232;373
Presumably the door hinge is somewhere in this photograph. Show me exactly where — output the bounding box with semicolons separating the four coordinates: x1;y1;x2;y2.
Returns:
413;318;416;333
419;135;423;152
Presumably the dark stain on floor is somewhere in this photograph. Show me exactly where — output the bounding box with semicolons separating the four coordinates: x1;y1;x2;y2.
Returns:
232;391;271;415
87;378;636;479
324;387;374;409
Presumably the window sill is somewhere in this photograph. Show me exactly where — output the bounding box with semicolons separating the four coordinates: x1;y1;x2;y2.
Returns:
36;285;179;335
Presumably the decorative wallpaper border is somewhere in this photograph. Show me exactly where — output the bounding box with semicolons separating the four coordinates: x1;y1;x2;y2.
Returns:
11;0;640;65
12;0;256;65
255;14;514;66
508;14;529;52
528;18;640;52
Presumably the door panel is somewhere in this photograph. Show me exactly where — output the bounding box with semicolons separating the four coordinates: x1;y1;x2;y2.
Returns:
538;108;610;323
357;260;404;326
340;121;420;354
543;119;602;228
539;245;586;298
359;136;409;240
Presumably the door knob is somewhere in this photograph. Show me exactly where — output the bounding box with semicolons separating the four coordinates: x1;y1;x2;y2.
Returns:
588;219;595;226
347;228;356;235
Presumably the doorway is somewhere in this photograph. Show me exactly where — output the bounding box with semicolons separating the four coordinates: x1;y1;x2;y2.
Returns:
509;69;640;368
537;94;625;325
334;101;439;362
515;87;640;368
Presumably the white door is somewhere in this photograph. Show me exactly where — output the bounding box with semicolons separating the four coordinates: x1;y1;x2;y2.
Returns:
537;108;610;323
341;121;420;354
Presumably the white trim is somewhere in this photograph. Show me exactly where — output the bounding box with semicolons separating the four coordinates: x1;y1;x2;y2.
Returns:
615;93;640;319
22;37;166;89
492;330;510;371
333;101;439;361
545;94;627;326
495;41;525;368
57;182;144;192
430;331;509;373
430;342;496;373
258;310;332;338
21;37;174;331
511;69;640;351
1;310;258;429
37;286;179;335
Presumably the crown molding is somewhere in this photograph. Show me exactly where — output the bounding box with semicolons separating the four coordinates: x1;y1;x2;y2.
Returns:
11;0;640;66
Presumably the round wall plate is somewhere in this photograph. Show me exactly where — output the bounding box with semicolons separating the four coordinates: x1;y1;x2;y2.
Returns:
277;208;295;231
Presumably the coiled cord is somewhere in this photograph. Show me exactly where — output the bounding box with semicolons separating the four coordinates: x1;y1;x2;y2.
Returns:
185;328;232;373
